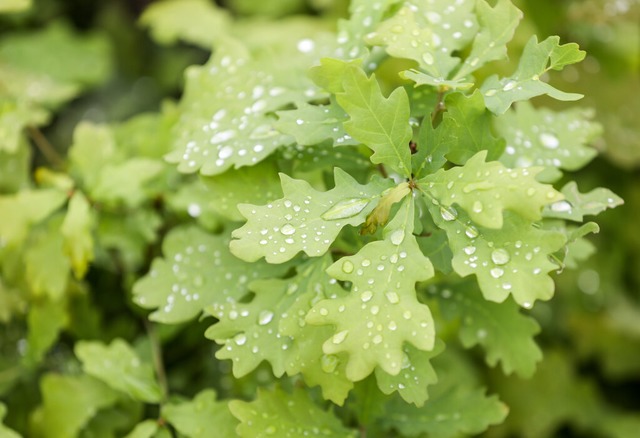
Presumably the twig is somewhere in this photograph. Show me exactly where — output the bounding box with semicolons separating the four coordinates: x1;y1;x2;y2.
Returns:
144;319;169;403
27;126;64;168
431;89;446;124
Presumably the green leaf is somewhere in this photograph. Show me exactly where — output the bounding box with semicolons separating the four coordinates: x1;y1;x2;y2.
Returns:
230;168;391;263
431;207;566;306
480;35;586;114
335;0;396;61
336;64;412;176
25;298;68;366
0;276;26;323
543;181;623;222
0;402;20;438
0;189;67;247
411;114;456;179
381;349;507;437
416;229;453;274
166;38;316;175
162;390;238;438
453;0;523;80
75;338;163;403
432;279;542;377
309;58;363;94
133;226;288;324
275;100;355;147
24;221;71;300
139;0;230;48
374;341;442;407
123;420;158;438
0;0;31;13
0;138;30;192
495;101;601;171
443;91;505;165
361;182;410;235
420;151;563;228
68;122;117;192
0;98;48;153
306;199;436;381
91;158;165;208
229;387;355;438
30;374;119;438
61;192;94;279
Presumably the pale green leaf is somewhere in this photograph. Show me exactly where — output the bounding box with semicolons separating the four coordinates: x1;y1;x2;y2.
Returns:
230;168;391;263
495;101;601;171
361;182;411;235
61;192;94;279
162;390;238;438
432;279;542;377
75;338;163;403
139;0;230;48
0;276;26;323
543;181;623;222
308;58;362;94
24;221;71;300
25;298;68;366
68;122;118;192
30;374;119;438
306;199;436;381
419;151;563;228
91;158;165;208
133;226;288;324
0;189;67;247
0;97;48;153
0;402;20;438
453;0;523;80
166;38;316;175
0;0;31;13
374;341;442;407
336;64;412;176
401;69;473;90
275;100;355;147
229;387;355;438
0;138;30;191
123;420;158;438
481;36;586;114
431;207;566;306
443;90;505;165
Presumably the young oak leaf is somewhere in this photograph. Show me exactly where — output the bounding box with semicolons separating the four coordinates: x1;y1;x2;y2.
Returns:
419;150;564;229
453;0;523;81
229;387;356;438
61;191;94;279
431;280;542;377
133;226;289;324
75;338;163;403
306;199;436;381
480;35;586;114
161;390;238;438
430;207;566;307
495;101;601;171
335;64;413;177
165;38;315;175
205;257;354;404
230;168;392;263
374;341;443;407
543;181;623;222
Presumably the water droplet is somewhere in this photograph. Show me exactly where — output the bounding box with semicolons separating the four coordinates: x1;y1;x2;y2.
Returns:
550;200;572;213
464;246;476;255
361;290;373;302
234;333;247;345
342;260;354;274
526;188;536;197
187;203;202;218
403;310;412;319
385;291;399;304
491;248;510;265
502;282;512;290
539;133;559;149
422;52;434;65
218;145;233;159
465;225;479;239
503;80;517;91
297;38;314;53
522;301;532;309
440;205;458;221
490;268;504;278
388;321;397;330
485;89;497;97
332;330;349;344
370;305;380;315
372;334;383;344
390;229;405;245
472;201;483;213
321;354;339;373
280;224;296;235
258;310;274;325
321;198;370;220
319;308;328;316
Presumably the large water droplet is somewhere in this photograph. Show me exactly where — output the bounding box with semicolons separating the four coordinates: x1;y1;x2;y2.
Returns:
321;354;339;373
464;246;476;255
218;145;233;159
491;248;510;265
342;260;354;274
332;330;349;344
372;334;383;344
550;200;572;213
440;206;458;221
503;80;517;91
234;333;247;346
361;290;373;302
539;133;559;149
462;181;495;193
258;310;274;325
422;52;434;65
321;198;370;220
390;229;405;245
472;201;483;213
490;268;504;278
465;225;479;239
280;224;296;235
385;291;400;304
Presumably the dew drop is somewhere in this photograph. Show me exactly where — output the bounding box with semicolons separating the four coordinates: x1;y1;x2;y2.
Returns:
321;198;370;220
465;225;479;239
258;310;274;325
332;330;349;344
485;89;497;97
490;268;504;278
491;248;510;265
464;246;476;255
526;188;536;197
361;290;373;302
390;229;405;245
422;52;434;65
234;333;247;346
218;145;233;159
321;354;339;373
550;200;572;213
403;310;412;320
385;291;400;304
472;201;483;213
539;133;559;149
372;334;383;344
440;205;458;221
280;224;296;235
342;260;354;274
503;80;517;91
523;301;532;309
187;203;202;218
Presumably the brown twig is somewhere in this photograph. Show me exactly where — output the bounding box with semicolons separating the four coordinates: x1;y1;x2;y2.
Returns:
27;126;64;168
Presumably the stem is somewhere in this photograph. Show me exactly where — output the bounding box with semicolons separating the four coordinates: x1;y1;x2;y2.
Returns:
430;90;446;124
377;163;388;178
144;319;169;402
27;126;64;168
